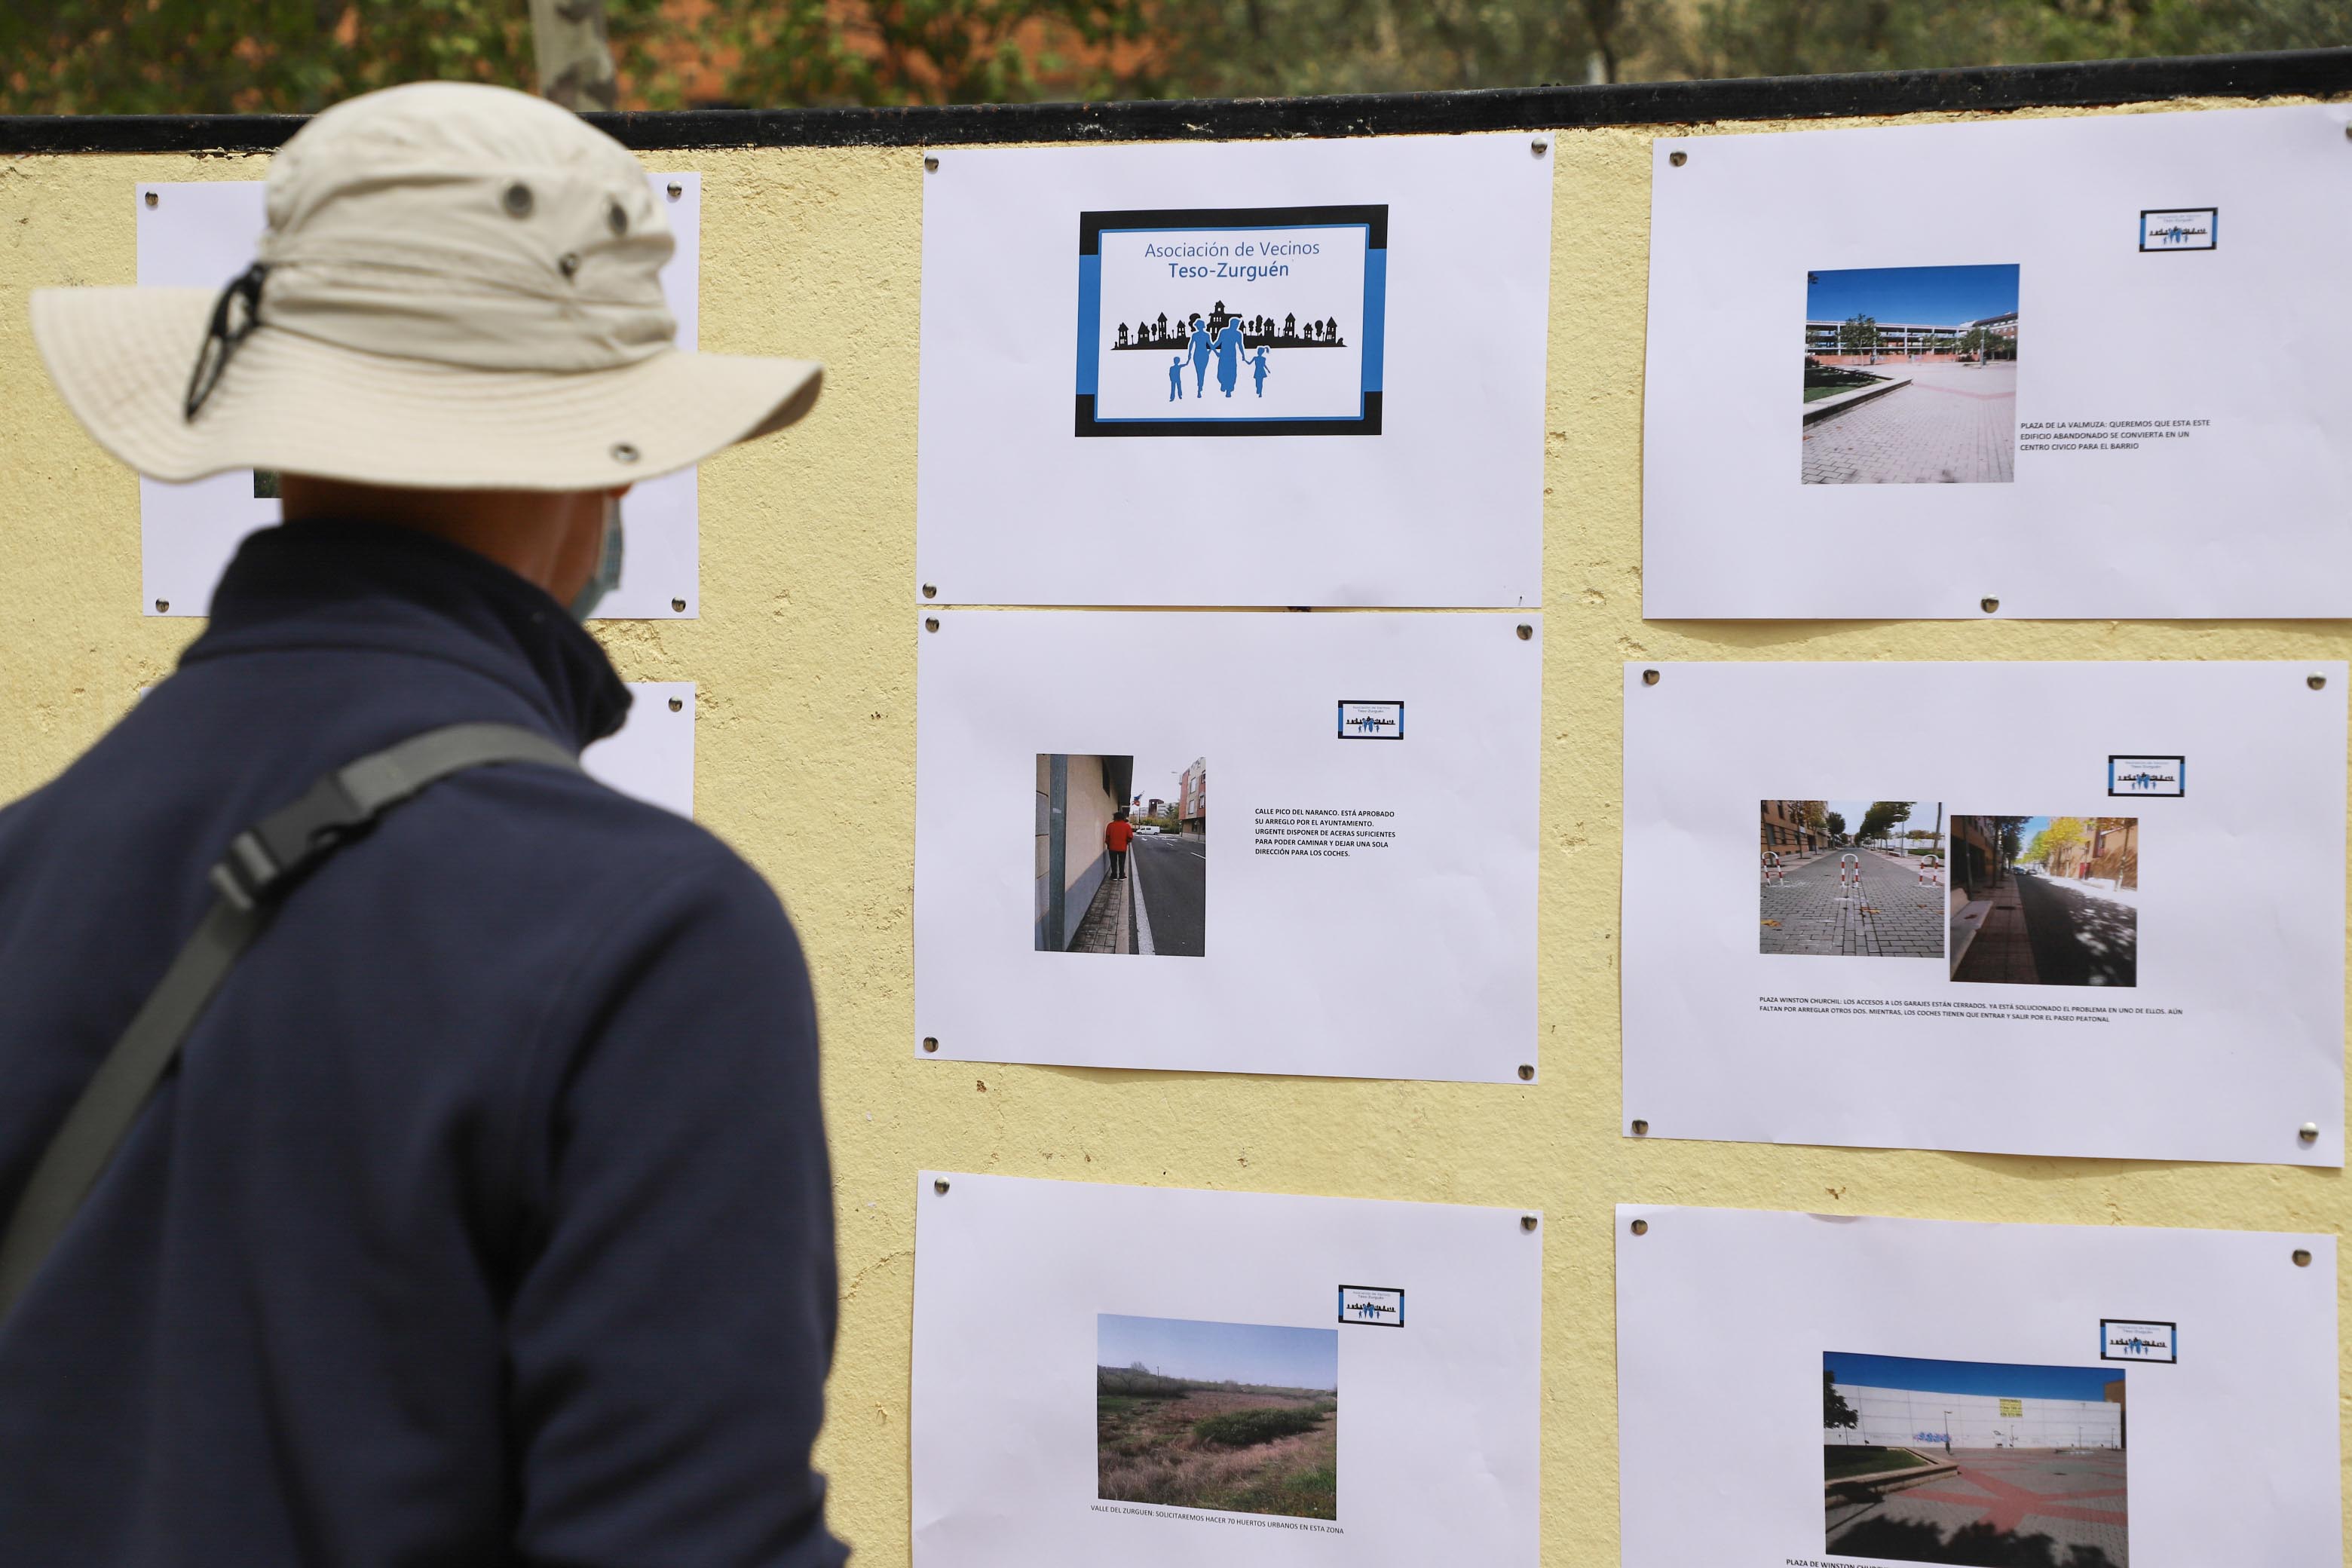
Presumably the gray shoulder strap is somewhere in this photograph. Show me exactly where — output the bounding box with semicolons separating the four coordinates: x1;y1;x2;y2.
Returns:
0;722;580;1322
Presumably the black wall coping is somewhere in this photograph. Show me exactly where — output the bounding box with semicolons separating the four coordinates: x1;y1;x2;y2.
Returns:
3;46;2347;156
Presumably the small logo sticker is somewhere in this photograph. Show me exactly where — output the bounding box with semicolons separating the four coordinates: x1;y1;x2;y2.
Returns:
2109;755;2185;796
2139;209;2216;251
1338;1285;1404;1326
2100;1318;2177;1363
1337;700;1404;740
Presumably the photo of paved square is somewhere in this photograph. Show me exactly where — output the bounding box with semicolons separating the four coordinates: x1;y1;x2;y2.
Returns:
1760;800;1946;958
1802;265;2020;485
1825;1351;2127;1568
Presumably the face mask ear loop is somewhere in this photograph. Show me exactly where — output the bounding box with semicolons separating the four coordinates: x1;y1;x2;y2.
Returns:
569;497;625;621
183;263;271;423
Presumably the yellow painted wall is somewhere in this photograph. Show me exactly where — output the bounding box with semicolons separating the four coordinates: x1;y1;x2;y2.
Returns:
0;93;2343;1563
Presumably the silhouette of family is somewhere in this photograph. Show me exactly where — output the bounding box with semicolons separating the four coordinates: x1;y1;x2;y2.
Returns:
1165;314;1274;402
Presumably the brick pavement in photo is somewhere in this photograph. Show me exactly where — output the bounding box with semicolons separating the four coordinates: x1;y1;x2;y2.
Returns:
1761;849;1944;959
1802;361;2017;485
1828;1449;2128;1567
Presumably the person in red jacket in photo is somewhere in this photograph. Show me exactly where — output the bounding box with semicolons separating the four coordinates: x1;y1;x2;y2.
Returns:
1106;810;1135;880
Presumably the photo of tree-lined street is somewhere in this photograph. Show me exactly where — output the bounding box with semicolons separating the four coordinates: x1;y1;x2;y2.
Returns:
1097;1313;1339;1521
1759;799;1946;959
1949;816;2139;987
1825;1351;2127;1568
1802;265;2020;485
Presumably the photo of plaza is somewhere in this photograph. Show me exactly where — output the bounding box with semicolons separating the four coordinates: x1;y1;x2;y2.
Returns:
1949;816;2138;988
1098;1314;1339;1521
1759;800;1946;959
1825;1350;2127;1568
1034;752;1206;958
1801;264;2020;485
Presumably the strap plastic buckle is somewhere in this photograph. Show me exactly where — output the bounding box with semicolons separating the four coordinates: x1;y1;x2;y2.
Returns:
206;773;372;913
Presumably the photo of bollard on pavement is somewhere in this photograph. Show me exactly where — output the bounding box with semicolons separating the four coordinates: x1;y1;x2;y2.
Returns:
1760;800;1946;959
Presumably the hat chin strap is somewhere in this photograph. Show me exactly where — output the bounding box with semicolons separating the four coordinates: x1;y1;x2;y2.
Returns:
183;264;271;423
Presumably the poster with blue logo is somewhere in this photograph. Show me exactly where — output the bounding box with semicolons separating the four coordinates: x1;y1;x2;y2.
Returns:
918;136;1552;608
1076;204;1386;436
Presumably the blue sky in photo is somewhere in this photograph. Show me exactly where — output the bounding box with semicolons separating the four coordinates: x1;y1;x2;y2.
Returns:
1099;1314;1338;1391
1824;801;1934;831
1825;1351;2115;1402
1806;264;2020;326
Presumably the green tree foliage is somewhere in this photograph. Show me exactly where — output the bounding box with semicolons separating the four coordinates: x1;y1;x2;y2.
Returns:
1824;1368;1858;1430
1836;314;1882;357
2;0;2344;113
1654;0;2351;82
0;0;681;115
1824;810;1846;841
1854;799;1912;847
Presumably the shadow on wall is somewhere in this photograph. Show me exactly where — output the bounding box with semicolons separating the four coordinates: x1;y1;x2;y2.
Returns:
1036;752;1133;951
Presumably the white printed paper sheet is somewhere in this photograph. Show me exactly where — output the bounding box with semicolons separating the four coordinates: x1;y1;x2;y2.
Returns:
1618;1204;2341;1568
915;135;1552;607
581;681;694;818
1621;661;2347;1165
133;175;704;619
913;1172;1542;1568
1641;106;2352;618
915;610;1540;1082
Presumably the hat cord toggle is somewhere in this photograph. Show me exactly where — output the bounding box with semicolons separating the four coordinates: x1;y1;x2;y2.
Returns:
182;263;271;423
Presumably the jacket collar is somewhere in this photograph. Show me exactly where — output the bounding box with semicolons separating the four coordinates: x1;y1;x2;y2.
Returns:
182;519;632;749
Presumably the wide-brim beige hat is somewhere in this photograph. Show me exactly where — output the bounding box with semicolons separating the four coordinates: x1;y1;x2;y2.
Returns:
32;81;821;491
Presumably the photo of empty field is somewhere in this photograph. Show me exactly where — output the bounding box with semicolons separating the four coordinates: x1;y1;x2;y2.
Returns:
1097;1312;1339;1521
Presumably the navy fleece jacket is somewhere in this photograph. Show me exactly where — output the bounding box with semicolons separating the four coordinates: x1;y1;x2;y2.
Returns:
0;520;847;1567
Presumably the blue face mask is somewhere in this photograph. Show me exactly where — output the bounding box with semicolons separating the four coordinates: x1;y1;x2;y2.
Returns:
568;497;625;621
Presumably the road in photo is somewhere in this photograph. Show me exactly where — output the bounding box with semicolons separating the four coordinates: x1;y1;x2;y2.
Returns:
1760;799;1945;958
1097;1314;1338;1521
1950;816;2138;987
1801;265;2020;485
1825;1351;2127;1568
1132;831;1205;957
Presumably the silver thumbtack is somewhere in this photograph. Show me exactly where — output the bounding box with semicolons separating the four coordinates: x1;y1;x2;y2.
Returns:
1630;1119;1649;1135
934;1178;951;1194
922;583;938;599
1640;669;1660;686
1517;1064;1534;1080
670;597;687;612
925;617;941;632
1520;1214;1539;1231
667;697;683;712
2292;1248;2312;1266
1530;139;1548;157
1515;623;1533;641
1630;1218;1649;1235
923;1037;939;1052
923;155;940;172
143;190;159;209
666;181;683;200
2308;674;2327;691
1668;150;1687;167
154;599;169;613
2300;1122;2320;1143
1981;597;2000;614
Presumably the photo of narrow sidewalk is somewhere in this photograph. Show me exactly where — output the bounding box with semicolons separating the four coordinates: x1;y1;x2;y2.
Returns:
1035;752;1206;957
1949;816;2138;987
